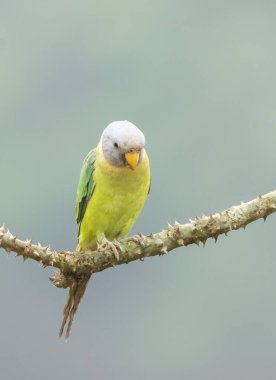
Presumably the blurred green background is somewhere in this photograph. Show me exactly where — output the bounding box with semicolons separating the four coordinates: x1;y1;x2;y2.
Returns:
1;1;276;379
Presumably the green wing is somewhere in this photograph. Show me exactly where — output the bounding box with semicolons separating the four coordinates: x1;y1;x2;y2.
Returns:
76;149;97;234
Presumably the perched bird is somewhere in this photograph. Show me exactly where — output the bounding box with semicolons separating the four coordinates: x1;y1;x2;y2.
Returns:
59;120;151;339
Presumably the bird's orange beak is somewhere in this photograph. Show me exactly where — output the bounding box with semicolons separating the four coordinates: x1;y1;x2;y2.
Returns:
125;151;140;170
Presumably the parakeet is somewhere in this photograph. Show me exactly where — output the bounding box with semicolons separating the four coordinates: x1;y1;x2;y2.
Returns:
59;120;150;339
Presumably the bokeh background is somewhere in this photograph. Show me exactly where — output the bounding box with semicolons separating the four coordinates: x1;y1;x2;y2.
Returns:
1;1;276;379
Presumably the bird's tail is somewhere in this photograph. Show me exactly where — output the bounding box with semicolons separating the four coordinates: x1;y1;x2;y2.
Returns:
59;275;91;339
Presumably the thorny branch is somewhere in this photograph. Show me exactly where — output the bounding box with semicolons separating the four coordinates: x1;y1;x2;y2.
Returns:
0;191;276;289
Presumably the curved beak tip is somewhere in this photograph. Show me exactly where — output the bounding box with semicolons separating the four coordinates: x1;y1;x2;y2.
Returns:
125;151;139;170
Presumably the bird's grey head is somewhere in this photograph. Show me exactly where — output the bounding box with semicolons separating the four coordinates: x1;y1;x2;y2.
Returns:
101;120;146;169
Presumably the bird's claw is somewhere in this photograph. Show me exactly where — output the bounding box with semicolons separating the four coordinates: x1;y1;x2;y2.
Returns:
133;233;146;247
99;238;122;261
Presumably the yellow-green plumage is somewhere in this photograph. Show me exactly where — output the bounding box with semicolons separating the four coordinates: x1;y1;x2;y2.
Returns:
59;121;150;339
79;140;150;250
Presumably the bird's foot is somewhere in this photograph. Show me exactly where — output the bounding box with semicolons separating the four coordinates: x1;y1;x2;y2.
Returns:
133;233;146;247
98;238;122;261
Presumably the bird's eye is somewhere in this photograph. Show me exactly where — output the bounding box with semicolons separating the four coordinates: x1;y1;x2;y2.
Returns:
114;142;119;148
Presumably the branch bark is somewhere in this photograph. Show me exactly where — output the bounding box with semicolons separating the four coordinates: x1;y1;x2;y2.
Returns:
1;191;276;289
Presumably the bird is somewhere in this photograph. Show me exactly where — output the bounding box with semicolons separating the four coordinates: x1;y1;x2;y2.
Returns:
59;120;151;339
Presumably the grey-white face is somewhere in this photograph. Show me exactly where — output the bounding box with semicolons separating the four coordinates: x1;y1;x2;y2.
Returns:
101;120;146;169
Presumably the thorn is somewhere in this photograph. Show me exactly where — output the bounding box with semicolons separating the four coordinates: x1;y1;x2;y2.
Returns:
263;216;267;222
26;239;32;247
214;235;218;243
225;232;228;236
160;245;168;255
189;219;194;224
0;224;6;232
11;236;16;243
167;223;173;229
174;221;180;226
